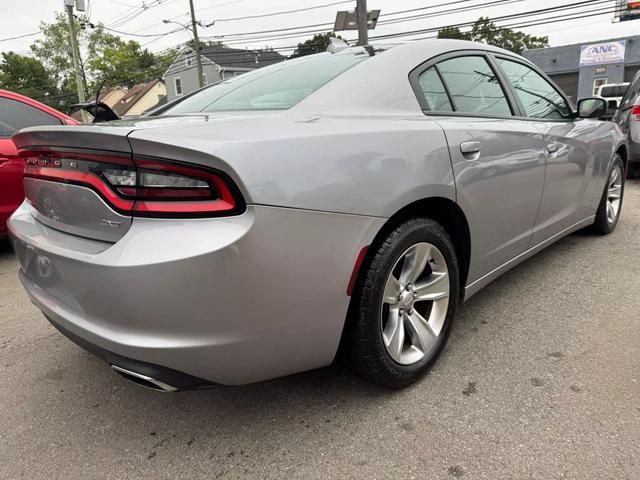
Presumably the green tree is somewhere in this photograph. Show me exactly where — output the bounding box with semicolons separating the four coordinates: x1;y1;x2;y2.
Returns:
0;52;61;107
87;34;165;88
438;17;548;54
30;12;89;96
292;32;343;57
437;26;468;41
31;13;177;106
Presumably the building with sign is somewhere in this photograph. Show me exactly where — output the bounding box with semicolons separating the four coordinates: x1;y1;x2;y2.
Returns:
522;35;640;101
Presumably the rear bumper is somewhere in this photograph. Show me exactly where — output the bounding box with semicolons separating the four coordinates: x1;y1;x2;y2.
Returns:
9;201;384;385
43;312;213;391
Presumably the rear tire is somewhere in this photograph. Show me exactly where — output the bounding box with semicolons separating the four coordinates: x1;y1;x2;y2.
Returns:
589;154;624;235
348;218;459;389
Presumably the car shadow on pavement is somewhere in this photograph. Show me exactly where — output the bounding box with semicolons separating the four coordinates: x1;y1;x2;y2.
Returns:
28;223;609;437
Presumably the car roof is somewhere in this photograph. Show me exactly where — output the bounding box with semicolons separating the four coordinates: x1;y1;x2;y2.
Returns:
0;89;77;123
294;39;532;115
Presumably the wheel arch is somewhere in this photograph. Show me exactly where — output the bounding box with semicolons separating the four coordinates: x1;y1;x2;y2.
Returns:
616;144;628;173
336;196;471;364
355;196;471;302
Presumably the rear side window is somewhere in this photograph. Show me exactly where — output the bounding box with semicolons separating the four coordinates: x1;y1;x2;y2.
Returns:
496;58;571;119
435;56;512;116
600;85;628;98
418;68;453;112
0;97;61;137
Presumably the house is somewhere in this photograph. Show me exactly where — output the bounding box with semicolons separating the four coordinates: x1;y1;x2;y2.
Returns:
71;80;167;122
111;79;167;117
523;35;640;101
163;46;286;101
95;86;128;108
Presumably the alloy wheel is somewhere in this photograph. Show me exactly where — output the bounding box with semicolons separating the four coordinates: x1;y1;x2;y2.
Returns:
607;164;623;224
381;242;450;365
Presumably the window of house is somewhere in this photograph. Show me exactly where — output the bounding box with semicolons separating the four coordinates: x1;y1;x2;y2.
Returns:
496;58;571;119
186;57;193;67
174;77;183;96
592;78;608;96
203;73;208;86
0;97;62;138
417;67;453;112
436;56;512;116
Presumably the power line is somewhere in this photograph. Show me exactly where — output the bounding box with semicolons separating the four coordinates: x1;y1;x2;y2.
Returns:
6;6;624;97
102;25;185;37
206;0;531;44
399;5;618;42
214;0;352;22
137;0;353;35
0;31;42;43
368;0;615;41
214;0;614;46
166;0;247;21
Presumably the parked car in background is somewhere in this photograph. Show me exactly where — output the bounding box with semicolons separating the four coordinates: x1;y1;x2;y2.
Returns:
596;82;629;120
613;73;640;176
597;82;629;110
0;90;77;237
8;40;626;391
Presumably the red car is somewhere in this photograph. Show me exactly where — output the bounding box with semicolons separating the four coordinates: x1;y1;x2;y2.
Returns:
0;90;78;237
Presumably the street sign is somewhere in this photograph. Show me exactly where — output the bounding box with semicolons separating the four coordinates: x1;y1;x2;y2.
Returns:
333;10;381;31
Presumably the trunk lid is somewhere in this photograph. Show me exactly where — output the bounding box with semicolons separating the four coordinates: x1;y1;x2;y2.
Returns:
12;124;135;243
12;116;246;243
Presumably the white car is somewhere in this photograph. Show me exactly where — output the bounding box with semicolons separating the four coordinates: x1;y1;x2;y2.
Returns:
597;82;630;111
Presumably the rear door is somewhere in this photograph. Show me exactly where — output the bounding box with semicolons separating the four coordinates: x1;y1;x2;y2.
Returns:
411;52;547;283
492;56;597;245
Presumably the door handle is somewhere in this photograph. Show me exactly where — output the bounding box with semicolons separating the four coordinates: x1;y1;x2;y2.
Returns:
546;143;561;155
460;141;481;155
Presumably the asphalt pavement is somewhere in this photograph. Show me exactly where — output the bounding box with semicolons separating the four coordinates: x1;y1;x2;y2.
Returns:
1;181;639;480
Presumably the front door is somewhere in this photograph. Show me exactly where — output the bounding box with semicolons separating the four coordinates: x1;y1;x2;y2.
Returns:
492;57;595;245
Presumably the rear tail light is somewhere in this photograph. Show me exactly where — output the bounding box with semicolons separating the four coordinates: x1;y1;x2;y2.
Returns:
21;150;243;218
632;105;640;121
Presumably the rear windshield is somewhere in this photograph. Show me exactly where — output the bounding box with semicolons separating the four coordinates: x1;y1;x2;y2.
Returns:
161;52;369;114
600;85;628;98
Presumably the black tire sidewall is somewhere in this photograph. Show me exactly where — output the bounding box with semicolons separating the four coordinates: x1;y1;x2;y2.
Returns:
352;218;459;387
593;155;625;234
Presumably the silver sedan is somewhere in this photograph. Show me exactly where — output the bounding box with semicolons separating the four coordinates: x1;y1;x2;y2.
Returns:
8;40;626;390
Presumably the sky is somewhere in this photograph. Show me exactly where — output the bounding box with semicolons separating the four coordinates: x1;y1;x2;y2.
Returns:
1;0;639;56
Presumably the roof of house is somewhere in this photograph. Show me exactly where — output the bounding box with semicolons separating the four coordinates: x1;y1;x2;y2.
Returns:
200;47;285;70
112;79;162;116
84;86;125;105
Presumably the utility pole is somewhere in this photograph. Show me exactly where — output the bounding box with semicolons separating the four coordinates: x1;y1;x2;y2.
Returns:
188;0;204;88
356;0;368;46
64;0;86;106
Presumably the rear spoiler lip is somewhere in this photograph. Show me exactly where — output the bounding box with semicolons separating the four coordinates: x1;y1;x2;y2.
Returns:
11;125;134;154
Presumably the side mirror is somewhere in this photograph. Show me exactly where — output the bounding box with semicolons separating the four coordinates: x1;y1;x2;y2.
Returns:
577;97;607;119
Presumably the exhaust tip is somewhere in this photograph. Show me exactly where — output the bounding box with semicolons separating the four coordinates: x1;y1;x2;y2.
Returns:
111;365;178;392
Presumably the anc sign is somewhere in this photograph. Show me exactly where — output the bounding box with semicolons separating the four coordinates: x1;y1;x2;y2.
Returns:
580;41;626;66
